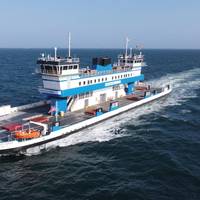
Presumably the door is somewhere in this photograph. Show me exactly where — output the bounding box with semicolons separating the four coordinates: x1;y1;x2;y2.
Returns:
100;93;106;104
115;91;118;99
84;99;89;108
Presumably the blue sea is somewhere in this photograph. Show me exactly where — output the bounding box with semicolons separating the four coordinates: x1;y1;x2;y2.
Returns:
0;49;200;200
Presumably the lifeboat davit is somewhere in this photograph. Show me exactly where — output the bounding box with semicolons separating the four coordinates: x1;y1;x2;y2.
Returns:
15;129;41;139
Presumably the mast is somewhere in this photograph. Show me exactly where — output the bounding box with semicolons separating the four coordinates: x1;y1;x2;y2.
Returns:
68;32;71;58
54;47;57;60
125;37;129;66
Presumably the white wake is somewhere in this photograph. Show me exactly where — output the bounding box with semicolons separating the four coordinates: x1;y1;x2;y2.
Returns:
24;68;200;155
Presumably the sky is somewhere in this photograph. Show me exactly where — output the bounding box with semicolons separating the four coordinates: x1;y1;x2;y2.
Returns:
0;0;199;49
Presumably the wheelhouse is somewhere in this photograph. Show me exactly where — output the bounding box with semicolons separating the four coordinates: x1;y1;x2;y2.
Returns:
37;55;80;76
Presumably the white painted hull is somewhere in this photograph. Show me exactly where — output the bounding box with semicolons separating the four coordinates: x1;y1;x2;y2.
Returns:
0;87;172;154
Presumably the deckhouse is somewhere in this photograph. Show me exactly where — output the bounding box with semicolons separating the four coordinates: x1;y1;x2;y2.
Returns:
37;35;146;113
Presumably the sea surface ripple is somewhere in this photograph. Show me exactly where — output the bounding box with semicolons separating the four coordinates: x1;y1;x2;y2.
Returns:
0;49;200;200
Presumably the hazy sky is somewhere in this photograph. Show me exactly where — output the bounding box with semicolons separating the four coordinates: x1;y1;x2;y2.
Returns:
0;0;199;49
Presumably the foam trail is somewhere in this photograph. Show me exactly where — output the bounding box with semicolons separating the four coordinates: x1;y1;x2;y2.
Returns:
24;68;200;155
148;68;200;107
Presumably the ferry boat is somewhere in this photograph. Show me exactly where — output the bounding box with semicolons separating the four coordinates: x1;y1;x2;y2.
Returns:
0;34;171;155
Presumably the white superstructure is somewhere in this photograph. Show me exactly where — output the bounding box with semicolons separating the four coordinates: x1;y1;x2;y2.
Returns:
37;36;146;113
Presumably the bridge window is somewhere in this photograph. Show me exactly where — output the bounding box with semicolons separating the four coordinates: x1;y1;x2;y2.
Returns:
41;65;60;75
63;66;68;70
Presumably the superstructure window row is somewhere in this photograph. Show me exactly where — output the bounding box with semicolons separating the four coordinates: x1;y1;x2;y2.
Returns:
112;73;133;80
78;72;134;86
79;92;93;99
79;77;108;86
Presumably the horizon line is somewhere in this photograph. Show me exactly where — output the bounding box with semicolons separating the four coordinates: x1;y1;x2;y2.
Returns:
0;47;200;50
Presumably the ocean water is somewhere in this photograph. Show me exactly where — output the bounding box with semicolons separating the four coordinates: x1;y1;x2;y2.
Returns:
0;49;200;200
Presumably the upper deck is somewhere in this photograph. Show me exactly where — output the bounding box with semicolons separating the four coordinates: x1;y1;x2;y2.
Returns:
37;56;80;65
36;53;146;78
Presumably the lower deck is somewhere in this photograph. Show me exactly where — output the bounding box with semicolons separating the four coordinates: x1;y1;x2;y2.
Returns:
0;86;162;141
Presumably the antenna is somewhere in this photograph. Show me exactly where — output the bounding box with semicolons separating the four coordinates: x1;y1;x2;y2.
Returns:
68;32;71;58
54;47;57;60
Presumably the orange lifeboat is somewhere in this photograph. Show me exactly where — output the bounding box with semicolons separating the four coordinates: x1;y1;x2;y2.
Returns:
15;129;41;139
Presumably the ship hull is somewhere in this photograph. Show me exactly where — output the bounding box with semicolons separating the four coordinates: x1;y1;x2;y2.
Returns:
0;88;172;155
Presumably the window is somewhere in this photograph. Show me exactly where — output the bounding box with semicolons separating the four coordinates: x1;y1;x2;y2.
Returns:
86;92;90;97
83;81;86;85
94;79;96;83
87;80;90;84
69;65;73;69
115;76;117;79
105;77;107;81
79;92;93;99
63;66;68;70
112;76;114;80
53;66;57;72
98;79;100;82
121;75;123;78
79;82;81;86
102;78;104;82
74;65;77;69
79;93;84;99
90;80;92;84
112;85;120;91
118;75;120;79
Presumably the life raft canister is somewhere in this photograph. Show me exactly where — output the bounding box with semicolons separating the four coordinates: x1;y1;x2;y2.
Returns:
15;129;40;139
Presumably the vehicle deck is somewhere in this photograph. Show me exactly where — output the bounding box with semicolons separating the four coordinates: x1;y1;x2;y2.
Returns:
0;96;137;130
0;87;160;136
